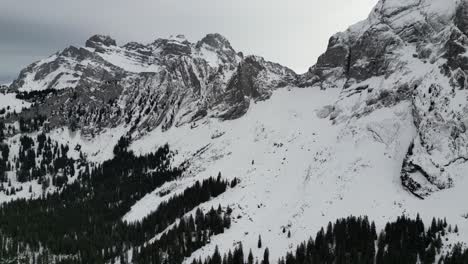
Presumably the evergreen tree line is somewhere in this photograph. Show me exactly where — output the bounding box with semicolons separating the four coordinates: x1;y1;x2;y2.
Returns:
0;122;5;142
18;115;47;133
374;215;446;264
0;137;238;263
3;134;76;187
0;139;180;262
126;174;239;245
133;205;233;264
15;89;58;101
442;243;468;264
195;215;462;264
191;243;269;264
0;132;80;195
0;122;9;184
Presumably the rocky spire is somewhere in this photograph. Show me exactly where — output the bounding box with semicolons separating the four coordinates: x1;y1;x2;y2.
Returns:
85;35;117;50
196;33;234;51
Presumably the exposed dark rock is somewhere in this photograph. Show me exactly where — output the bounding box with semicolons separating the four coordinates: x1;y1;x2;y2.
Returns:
153;38;192;56
443;30;468;72
196;33;233;51
455;1;468;37
316;36;350;70
400;142;437;199
85;35;117;49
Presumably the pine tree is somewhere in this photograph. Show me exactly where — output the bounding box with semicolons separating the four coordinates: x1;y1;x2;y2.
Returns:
258;235;262;248
424;244;436;264
212;246;222;264
233;243;244;264
371;221;377;240
227;250;233;264
262;248;269;264
248;250;254;264
430;217;437;235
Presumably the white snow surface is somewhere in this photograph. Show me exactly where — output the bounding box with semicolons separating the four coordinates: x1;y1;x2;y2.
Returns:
48;125;128;163
17;55;84;92
0;93;31;115
126;87;468;262
97;47;161;73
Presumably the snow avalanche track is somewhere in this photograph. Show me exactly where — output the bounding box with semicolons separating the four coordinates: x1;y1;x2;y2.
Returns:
125;87;468;262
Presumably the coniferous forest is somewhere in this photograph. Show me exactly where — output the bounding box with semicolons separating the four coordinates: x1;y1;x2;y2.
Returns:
0;133;238;263
0;122;467;263
194;216;468;264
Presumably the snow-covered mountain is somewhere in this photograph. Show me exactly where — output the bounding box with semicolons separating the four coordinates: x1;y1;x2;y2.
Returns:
1;0;468;262
7;33;296;136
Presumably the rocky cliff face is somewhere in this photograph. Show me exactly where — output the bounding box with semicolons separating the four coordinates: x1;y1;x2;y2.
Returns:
9;33;296;136
299;0;468;198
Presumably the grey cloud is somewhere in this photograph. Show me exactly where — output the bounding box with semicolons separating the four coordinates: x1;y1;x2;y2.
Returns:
0;15;90;82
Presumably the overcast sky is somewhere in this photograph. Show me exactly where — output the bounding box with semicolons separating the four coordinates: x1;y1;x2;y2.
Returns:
0;0;377;83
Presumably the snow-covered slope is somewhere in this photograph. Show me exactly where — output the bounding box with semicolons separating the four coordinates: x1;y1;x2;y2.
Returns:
124;86;467;263
0;93;31;116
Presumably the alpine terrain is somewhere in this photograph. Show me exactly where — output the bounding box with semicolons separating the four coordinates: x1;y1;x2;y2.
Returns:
0;0;468;263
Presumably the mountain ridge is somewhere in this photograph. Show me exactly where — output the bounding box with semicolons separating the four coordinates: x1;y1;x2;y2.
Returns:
5;33;296;137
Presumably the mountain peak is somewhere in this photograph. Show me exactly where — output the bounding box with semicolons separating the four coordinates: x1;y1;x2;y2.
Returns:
196;33;233;51
85;34;117;49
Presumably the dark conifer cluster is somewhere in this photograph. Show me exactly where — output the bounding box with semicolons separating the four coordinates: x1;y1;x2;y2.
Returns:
14;134;75;186
0;122;9;184
0;133;76;192
191;243;269;264
195;215;462;264
443;243;468;263
135;205;233;264
127;174;238;245
375;215;446;264
15;88;58;101
18;115;47;133
280;215;450;264
0;136;237;263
